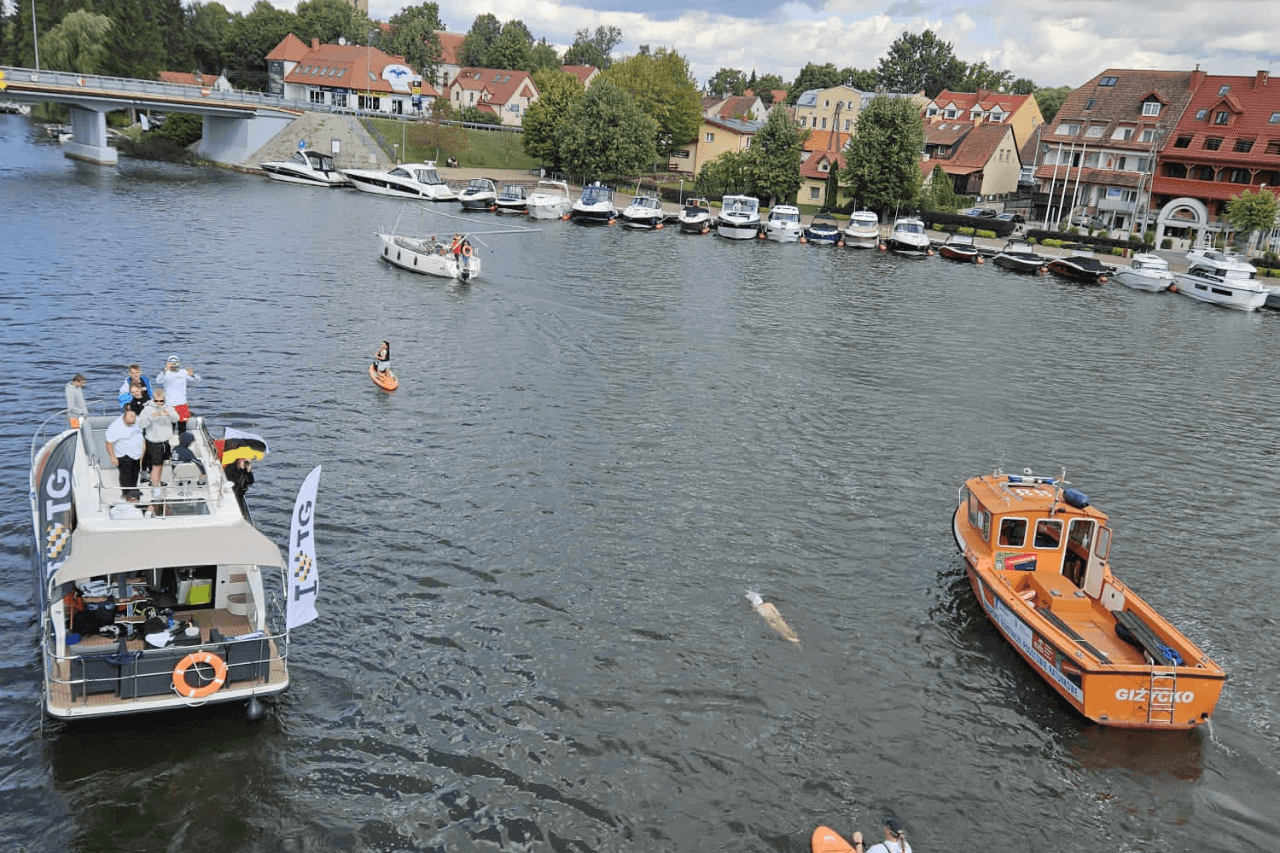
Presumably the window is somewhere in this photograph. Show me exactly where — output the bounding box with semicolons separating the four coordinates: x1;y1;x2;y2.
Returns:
1112;127;1133;140
1086;125;1104;137
308;89;325;105
1099;76;1118;86
1271;112;1280;124
1265;139;1280;155
1165;163;1187;178
998;518;1028;547
1204;137;1222;150
809;186;820;199
1215;110;1230;125
1084;98;1096;110
1196;109;1208;120
821;117;827;129
1140;129;1156;142
819;162;829;173
1174;135;1192;148
1033;519;1062;548
823;99;829;108
332;91;347;108
1142;100;1161;116
1235;138;1255;153
944;109;957;119
1230;169;1250;183
704;132;715;142
1056;123;1080;136
1218;85;1231;96
926;107;938;117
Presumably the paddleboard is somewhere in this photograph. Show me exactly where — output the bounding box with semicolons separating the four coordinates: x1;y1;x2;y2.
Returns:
812;825;856;853
369;363;398;391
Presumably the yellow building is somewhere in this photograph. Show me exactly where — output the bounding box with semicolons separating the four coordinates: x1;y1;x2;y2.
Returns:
666;116;763;176
794;85;930;135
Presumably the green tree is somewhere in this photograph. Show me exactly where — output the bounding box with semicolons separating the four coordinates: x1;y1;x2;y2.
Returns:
839;94;925;216
386;3;443;84
749;106;806;207
186;2;237;76
460;12;500;67
98;0;172;78
876;30;964;97
1223;188;1280;255
751;72;785;103
787;62;843;104
221;2;298;91
556;78;657;181
456;105;501;124
528;38;560;73
924;164;958;212
694;150;753;198
522;68;584;166
958;60;1013;93
488;20;532;70
41;9;112;73
562;25;621;69
842;67;879;91
707;67;747;98
1010;77;1036;95
603;47;701;159
296;0;370;47
1033;85;1071;124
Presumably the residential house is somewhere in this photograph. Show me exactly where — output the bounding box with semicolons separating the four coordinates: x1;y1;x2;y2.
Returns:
266;35;435;116
561;65;600;88
447;68;539;126
702;93;767;122
1151;69;1280;249
666;115;764;176
744;87;788;113
796;85;929;135
799;130;849;208
433;31;465;89
920;121;1022;199
158;70;232;92
1029;68;1200;234
924;88;1043;148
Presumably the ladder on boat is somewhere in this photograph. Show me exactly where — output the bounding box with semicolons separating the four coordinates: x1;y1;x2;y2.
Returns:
1148;669;1177;725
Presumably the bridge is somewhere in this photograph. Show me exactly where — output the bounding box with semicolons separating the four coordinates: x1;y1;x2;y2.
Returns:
0;65;311;165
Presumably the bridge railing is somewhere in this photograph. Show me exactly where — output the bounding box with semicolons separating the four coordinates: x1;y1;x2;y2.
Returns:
0;65;312;113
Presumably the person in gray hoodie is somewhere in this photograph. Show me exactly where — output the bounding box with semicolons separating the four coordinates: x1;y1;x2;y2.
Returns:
64;373;88;428
137;389;178;490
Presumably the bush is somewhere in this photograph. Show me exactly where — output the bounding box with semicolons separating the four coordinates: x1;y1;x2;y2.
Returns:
152;113;202;147
1161;237;1174;249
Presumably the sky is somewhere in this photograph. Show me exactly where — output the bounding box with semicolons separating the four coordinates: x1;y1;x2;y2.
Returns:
276;0;1277;90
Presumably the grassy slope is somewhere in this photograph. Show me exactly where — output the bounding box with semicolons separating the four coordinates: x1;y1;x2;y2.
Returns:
365;118;538;171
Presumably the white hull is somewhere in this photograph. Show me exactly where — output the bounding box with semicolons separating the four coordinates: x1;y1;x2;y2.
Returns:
764;222;802;242
260;149;349;187
526;181;572;219
1175;273;1269;310
717;195;762;240
886;218;930;255
679;214;711;233
261;167;348;187
843;230;879;248
378;234;481;281
1115;270;1173;292
342;168;456;201
717;220;761;240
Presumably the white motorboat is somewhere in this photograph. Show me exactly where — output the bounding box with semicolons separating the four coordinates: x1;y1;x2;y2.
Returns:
378;233;481;281
716;194;762;240
619;193;666;229
677;197;713;233
30;413;320;719
259;148;350;187
570;182;617;225
494;183;529;214
526;180;572;220
457;177;498;211
843;211;880;248
1175;249;1269;310
884;216;931;255
340;162;456;201
1115;253;1174;292
763;205;803;242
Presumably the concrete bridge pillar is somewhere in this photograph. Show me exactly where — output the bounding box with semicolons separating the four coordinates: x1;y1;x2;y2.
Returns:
63;105;117;165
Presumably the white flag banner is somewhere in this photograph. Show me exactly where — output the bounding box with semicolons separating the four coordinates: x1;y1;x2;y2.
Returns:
286;465;322;630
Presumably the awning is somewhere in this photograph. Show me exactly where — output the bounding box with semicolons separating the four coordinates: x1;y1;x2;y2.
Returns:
51;521;284;587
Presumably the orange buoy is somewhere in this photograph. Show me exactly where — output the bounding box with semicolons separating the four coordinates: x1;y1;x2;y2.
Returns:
656;222;664;230
1169;283;1179;293
701;227;709;234
976;256;985;264
608;218;615;225
172;650;227;699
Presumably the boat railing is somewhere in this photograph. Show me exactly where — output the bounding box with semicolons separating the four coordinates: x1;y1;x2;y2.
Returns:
83;415;230;513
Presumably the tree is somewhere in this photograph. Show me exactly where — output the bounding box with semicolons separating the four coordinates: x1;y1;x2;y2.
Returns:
562;25;621;69
842;67;879;91
296;0;370;47
707;67;747;98
221;1;298;91
923;164;958;212
752;72;785;103
603;48;702;159
839;94;925;216
958;60;1013;93
787;62;844;104
1223;188;1280;256
749;106;806;207
522;68;584;166
1010;77;1036;95
41;9;112;73
876;30;964;97
460;12;500;67
98;0;173;78
1033;86;1071;124
386;3;443;84
488;20;532;71
186;2;237;76
528;38;560;73
556;79;657;181
694;150;753;198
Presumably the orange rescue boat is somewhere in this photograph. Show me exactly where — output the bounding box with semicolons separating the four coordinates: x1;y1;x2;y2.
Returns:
953;468;1225;730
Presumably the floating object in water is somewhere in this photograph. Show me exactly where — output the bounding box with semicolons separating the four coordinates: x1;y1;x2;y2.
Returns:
746;590;800;645
369;363;398;391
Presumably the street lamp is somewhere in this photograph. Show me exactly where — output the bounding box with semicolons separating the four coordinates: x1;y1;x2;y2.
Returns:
365;30;377;116
31;0;40;73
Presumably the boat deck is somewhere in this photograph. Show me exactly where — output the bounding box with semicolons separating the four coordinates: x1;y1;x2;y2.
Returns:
1007;570;1147;667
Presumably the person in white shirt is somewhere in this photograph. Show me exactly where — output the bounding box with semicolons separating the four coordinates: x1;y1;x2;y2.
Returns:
857;818;911;853
154;355;200;434
104;408;144;500
137;390;179;490
64;373;88;428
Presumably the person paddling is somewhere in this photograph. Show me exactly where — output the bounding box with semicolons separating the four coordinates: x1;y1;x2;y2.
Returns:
373;341;391;375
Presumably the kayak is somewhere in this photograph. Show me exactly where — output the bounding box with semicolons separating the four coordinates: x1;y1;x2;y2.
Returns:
369;363;398;391
812;826;856;853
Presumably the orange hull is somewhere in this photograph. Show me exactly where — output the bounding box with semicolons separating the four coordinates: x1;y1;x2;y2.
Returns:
369;363;398;391
812;826;856;853
954;471;1225;730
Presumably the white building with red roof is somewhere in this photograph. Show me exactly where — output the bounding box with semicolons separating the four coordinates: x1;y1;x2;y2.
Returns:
447;68;539;126
266;35;437;117
158;70;232;92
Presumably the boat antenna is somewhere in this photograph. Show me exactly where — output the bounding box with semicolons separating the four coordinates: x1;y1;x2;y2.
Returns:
1048;466;1067;515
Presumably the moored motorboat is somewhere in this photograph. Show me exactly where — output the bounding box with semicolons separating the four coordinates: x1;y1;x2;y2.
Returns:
884;216;931;255
377;232;481;281
763;204;803;242
1175;249;1269;310
526;180;572;220
677;197;713;233
570;182;618;225
843;211;880;248
457;177;498;211
991;239;1048;275
1047;248;1111;284
716;194;762;240
340;162;455;201
259;148;350;187
619;193;666;229
1115;253;1174;292
938;233;983;263
494;182;529;214
953;468;1225;730
804;211;842;245
30;412;321;719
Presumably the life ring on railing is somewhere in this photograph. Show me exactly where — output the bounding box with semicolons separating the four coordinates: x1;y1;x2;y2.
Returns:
461;244;473;257
172;650;227;699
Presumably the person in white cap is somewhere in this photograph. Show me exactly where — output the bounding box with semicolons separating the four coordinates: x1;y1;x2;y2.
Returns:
154;355;201;434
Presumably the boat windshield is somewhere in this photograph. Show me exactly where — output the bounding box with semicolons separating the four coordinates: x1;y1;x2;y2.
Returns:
466;178;492;190
582;185;612;204
288;151;308;166
898;221;924;234
774;211;800;222
413;167;444;184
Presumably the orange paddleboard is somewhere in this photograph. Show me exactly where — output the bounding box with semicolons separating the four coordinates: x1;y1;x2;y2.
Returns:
812;826;856;853
369;363;398;391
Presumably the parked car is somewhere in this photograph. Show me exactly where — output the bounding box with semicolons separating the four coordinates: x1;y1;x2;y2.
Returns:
997;213;1025;224
962;207;999;219
1069;214;1108;230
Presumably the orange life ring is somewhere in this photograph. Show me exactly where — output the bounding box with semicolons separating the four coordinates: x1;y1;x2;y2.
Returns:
461;244;473;257
172;650;227;698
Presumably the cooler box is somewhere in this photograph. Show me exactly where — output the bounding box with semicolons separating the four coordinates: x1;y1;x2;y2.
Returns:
188;579;213;606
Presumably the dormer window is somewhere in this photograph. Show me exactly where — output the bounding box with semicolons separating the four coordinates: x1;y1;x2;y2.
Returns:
1215;110;1230;125
1142;101;1161;117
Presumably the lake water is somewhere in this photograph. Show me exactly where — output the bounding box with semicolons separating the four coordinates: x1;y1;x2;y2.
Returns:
2;113;1278;852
